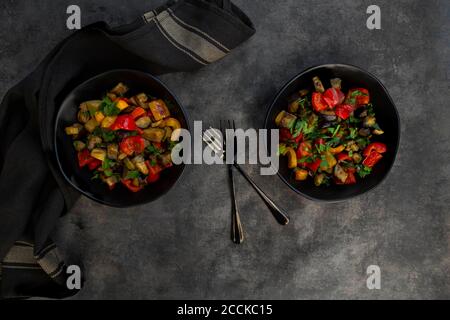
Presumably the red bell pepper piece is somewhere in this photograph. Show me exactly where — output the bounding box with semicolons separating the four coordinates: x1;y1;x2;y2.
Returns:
78;149;94;168
297;141;313;158
363;142;387;157
335;167;357;185
88;159;102;171
347;88;370;107
315;138;325;146
145;161;163;183
323;88;345;108
335;104;354;120
280;128;292;142
121;179;143;193
131;107;146;119
306;159;322;173
312;92;328;112
120;136;145;156
336;152;351;162
147;173;160;184
110;115;139;131
363;151;383;168
280;128;302;144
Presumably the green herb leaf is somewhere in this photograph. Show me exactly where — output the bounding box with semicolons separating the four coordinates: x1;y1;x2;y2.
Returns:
332;124;341;137
357;165;372;178
91;172;100;180
100;97;121;116
147;144;161;156
278;144;287;156
125;170;140;179
104;169;113;177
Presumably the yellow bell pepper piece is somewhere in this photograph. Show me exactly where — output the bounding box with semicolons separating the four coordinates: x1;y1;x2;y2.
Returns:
295;169;308;181
285;147;297;169
95;111;105;123
330;145;345;154
101;116;117;128
116;99;129;110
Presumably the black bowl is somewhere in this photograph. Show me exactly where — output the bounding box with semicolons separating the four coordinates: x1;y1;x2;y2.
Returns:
55;69;190;207
264;64;400;202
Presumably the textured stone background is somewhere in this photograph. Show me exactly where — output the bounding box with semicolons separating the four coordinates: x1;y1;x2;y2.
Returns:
0;0;449;299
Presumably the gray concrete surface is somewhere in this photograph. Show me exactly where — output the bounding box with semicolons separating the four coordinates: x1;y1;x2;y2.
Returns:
1;0;449;299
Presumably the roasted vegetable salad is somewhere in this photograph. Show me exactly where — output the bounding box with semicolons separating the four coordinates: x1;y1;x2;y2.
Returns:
65;83;181;192
276;77;387;186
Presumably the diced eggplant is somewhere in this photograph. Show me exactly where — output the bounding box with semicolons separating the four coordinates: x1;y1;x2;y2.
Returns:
88;135;102;150
142;128;165;143
363;116;376;128
288;100;300;113
149;99;170;121
372;128;384;135
77;110;91;124
358;128;371;137
136;116;151;129
65;124;83;136
151;120;164;128
118;153;127;161
320;122;335;129
107;93;117;101
123;158;135;170
132;155;149;175
91;149;106;161
352;153;362;163
136;93;148;109
103;176;119;189
275;110;297;128
345;141;359;152
356;109;368;118
83;100;102;116
313;76;325;93
334;164;348;183
164;127;173;141
111;83;129;96
159;153;172;167
314;174;325;186
320;110;337;122
107;144;119;160
330;78;342;90
84;119;99;133
73;141;86;152
299;89;309;97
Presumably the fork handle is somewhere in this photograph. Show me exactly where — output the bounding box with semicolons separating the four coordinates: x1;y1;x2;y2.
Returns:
229;165;244;244
234;164;290;226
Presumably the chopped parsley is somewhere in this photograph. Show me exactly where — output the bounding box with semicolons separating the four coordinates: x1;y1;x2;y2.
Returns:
99;97;121;116
147;144;161;156
357;165;372;178
125;170;141;179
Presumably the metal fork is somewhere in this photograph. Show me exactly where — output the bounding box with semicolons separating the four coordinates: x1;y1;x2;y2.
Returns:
219;121;244;244
203;121;290;227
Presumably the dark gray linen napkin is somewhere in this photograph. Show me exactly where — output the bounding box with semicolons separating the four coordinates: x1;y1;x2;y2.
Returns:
0;0;254;299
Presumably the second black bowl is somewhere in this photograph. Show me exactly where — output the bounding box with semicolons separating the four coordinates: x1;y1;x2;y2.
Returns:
55;69;190;207
264;64;400;202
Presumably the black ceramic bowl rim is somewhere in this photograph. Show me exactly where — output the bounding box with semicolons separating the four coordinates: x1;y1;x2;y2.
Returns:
264;63;401;203
54;69;190;208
